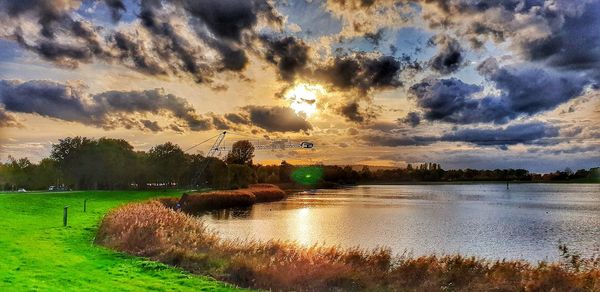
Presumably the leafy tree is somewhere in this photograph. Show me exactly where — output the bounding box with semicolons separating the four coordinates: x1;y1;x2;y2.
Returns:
228;164;256;188
279;160;293;183
225;140;255;165
198;157;229;189
148;142;187;187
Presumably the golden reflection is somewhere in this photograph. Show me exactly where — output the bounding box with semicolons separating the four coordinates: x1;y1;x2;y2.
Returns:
291;206;312;246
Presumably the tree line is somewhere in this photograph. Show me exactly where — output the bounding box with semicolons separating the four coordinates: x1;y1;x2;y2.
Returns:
1;136;598;191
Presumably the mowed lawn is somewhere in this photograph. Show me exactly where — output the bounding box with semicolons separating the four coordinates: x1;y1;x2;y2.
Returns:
0;190;243;291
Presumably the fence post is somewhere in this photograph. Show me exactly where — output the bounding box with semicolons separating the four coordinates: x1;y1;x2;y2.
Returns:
63;206;69;227
84;199;87;212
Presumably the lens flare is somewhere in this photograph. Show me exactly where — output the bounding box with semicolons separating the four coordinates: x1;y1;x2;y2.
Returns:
284;84;325;117
291;166;323;185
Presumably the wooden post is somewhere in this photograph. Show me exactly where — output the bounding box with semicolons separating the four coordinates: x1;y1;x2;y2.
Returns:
63;206;69;227
84;199;87;212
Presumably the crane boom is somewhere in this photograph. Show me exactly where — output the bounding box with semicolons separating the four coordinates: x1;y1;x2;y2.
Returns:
190;131;227;187
212;140;313;152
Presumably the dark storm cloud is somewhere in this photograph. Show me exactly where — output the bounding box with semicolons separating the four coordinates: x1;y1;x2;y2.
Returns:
110;32;167;75
420;0;600;83
400;112;421;127
0;80;214;131
140;119;162;132
0;0;76;38
242;105;312;132
0;80;93;124
181;0;281;42
410;61;590;124
316;54;419;92
362;121;560;148
0;0;282;82
409;77;483;124
441;122;560;147
517;1;600;83
361;134;437;147
224;113;250;125
210;114;231;130
261;36;310;81
92;89;214;131
103;0;126;22
13;30;99;69
338;101;377;123
428;35;465;75
329;0;377;9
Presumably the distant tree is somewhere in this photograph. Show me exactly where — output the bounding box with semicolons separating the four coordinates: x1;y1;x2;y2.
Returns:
228;164;256;188
200;157;229;189
360;165;372;180
279;160;294;183
225;140;255;165
148;142;187;187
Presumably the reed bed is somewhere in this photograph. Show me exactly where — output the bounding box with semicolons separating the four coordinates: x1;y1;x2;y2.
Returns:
97;200;600;291
173;184;286;213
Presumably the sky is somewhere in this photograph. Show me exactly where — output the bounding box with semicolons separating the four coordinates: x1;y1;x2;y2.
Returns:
0;0;598;172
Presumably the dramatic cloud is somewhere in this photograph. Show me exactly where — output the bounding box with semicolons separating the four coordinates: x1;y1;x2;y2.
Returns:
516;1;600;83
0;0;282;83
339;102;365;123
0;106;20;127
428;35;465;75
410;61;590;124
420;0;600;83
242;105;312;132
362;121;560;148
400;112;421;127
262;36;310;81
224;113;250;125
361;134;436;147
103;0;126;22
0;80;213;131
441;122;560;147
316;54;419;92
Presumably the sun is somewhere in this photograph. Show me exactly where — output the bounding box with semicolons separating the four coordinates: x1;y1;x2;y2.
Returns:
284;83;325;117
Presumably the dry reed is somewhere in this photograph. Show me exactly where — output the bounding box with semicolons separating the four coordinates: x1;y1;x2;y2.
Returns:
97;201;600;291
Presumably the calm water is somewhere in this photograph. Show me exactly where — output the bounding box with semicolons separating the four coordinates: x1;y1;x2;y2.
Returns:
199;184;600;262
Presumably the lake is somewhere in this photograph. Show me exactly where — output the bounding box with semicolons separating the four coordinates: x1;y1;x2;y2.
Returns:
199;184;600;262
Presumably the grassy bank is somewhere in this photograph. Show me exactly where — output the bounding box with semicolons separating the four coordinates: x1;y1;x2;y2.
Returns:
0;190;242;291
98;200;600;291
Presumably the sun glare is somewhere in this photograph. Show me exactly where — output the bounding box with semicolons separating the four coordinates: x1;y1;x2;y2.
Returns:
284;83;325;117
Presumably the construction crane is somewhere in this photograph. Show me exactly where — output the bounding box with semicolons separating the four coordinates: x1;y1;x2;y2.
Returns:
186;131;314;187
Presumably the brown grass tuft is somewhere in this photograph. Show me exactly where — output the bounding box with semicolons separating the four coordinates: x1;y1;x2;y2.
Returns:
174;184;286;213
179;190;256;214
247;184;285;203
97;201;600;291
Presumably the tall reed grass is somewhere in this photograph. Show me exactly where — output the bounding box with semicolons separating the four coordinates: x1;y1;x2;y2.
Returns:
173;184;286;213
97;200;600;291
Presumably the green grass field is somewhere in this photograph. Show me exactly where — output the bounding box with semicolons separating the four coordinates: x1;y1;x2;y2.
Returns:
0;190;243;291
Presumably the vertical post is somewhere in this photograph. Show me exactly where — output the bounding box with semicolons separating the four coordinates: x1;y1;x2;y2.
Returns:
63;206;69;227
506;181;509;190
84;199;87;212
